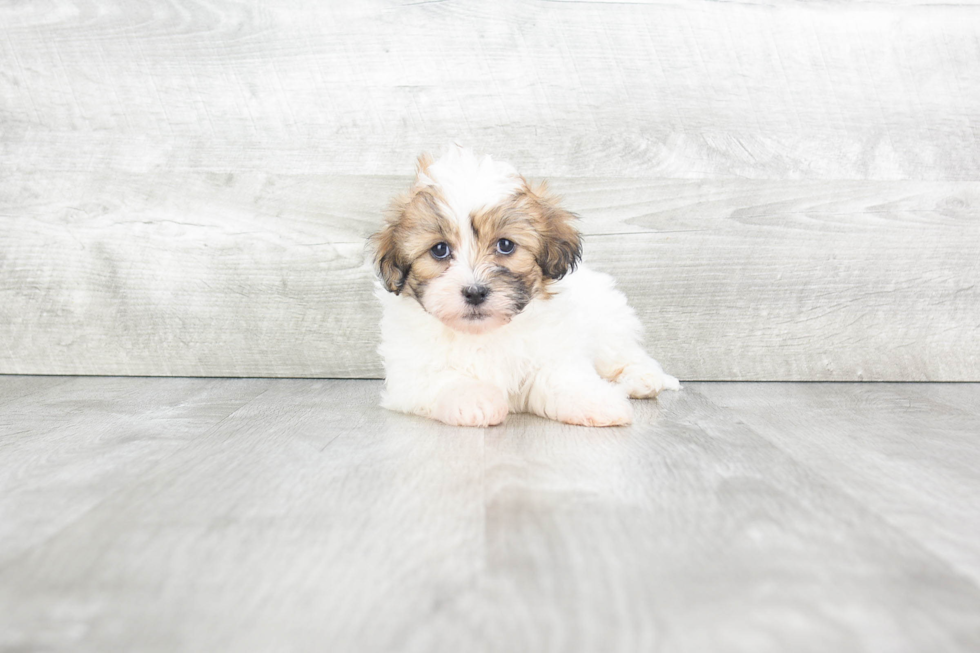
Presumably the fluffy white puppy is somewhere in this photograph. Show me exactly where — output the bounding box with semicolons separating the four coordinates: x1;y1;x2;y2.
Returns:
369;146;679;427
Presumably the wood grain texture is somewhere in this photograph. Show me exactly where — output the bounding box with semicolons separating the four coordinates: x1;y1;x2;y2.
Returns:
0;377;486;653
0;376;272;566
2;0;979;178
705;382;980;585
3;0;979;379
1;377;980;652
2;171;977;379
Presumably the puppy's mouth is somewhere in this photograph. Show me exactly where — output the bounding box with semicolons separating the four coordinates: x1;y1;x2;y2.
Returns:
444;307;514;334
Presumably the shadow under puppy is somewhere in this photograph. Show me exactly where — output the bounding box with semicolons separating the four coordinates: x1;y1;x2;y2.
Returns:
369;146;679;427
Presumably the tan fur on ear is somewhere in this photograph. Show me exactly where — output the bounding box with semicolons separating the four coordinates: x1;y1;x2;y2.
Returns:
368;218;407;294
369;189;417;294
369;182;457;295
520;179;583;281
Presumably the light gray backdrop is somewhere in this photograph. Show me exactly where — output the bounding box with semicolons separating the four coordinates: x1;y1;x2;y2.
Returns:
2;0;978;380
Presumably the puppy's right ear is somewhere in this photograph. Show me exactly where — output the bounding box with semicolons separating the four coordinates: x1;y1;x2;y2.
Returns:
370;153;434;293
368;219;407;294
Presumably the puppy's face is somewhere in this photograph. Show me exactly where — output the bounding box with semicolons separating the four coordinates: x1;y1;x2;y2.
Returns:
370;151;581;334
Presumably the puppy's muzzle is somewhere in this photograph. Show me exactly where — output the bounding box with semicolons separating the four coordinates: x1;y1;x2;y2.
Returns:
462;284;490;306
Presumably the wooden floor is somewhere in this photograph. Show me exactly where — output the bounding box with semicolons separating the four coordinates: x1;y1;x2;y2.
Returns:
1;377;979;652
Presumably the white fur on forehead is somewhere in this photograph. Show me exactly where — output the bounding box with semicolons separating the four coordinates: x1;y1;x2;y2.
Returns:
418;146;522;218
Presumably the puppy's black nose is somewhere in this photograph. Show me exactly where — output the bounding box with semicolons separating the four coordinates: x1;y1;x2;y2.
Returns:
462;285;490;306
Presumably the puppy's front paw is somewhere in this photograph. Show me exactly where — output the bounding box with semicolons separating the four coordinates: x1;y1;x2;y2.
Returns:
433;380;509;427
617;362;681;399
553;386;634;427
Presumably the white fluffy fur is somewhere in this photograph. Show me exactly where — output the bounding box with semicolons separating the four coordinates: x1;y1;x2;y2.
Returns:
376;146;679;427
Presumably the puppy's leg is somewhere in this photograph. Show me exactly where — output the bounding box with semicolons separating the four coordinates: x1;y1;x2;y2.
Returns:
384;370;508;427
598;352;681;399
431;375;509;427
590;296;680;398
525;364;633;427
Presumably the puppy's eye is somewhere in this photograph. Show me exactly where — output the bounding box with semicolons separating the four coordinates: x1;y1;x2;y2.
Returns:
496;238;516;255
430;242;451;260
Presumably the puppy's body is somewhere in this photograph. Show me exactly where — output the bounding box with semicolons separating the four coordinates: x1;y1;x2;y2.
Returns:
371;146;678;427
378;265;678;426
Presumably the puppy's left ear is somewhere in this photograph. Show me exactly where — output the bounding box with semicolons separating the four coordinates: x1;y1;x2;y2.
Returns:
368;219;407;294
523;180;583;280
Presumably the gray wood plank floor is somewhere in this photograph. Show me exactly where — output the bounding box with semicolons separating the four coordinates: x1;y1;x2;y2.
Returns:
1;377;979;652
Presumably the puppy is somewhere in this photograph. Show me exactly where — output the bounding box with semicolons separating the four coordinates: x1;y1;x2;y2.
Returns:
369;146;679;427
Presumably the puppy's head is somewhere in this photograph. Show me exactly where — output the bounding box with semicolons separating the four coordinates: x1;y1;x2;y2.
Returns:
369;147;582;334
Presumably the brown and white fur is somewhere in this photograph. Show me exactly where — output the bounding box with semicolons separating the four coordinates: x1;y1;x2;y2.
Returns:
369;145;679;427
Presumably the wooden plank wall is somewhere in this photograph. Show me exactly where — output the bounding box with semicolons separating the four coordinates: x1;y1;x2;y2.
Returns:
1;0;978;380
